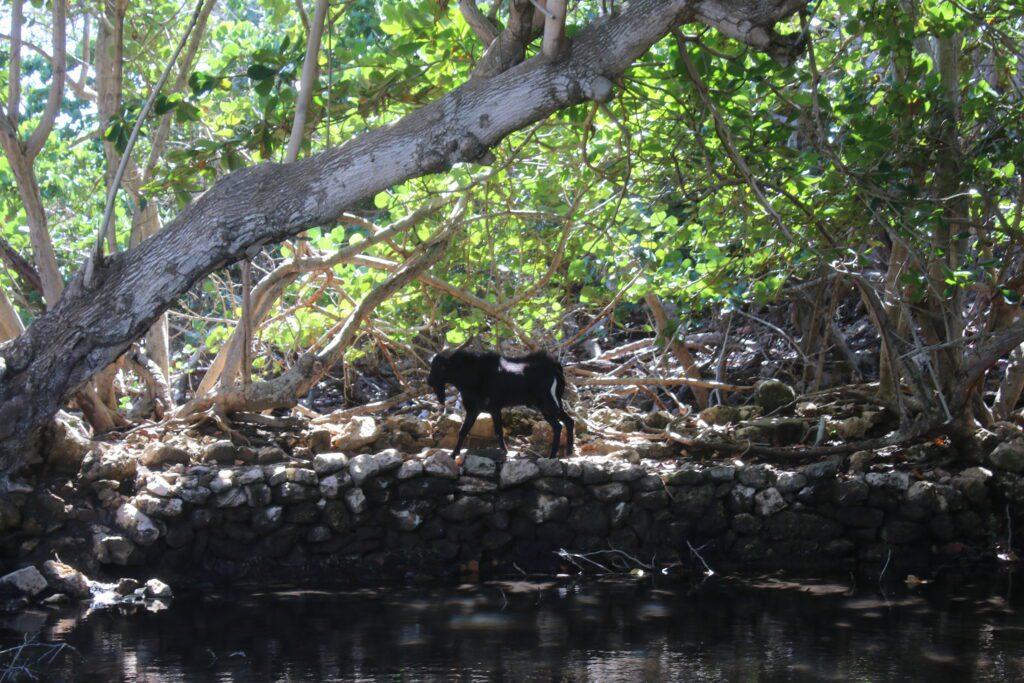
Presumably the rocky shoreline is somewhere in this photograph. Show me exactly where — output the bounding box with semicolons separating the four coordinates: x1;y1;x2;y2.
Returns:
4;408;1024;613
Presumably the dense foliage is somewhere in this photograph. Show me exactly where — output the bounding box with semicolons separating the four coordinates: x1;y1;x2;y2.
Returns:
1;0;1022;422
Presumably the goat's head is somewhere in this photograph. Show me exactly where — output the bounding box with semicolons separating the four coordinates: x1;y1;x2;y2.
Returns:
427;352;449;405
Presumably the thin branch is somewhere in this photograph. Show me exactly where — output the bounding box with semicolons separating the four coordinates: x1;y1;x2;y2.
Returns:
576;376;754;393
460;0;501;46
25;0;67;161
92;0;206;272
541;0;567;57
0;235;44;296
8;0;24;130
285;0;330;163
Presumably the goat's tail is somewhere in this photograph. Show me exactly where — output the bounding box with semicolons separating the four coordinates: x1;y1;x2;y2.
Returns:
555;363;566;405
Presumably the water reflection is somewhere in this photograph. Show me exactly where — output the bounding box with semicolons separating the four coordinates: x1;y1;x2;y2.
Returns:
3;573;1024;681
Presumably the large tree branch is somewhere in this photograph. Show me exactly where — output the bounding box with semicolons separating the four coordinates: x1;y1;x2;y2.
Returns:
0;0;809;471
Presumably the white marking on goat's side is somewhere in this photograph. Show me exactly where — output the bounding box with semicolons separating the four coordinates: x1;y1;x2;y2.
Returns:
500;359;527;374
550;378;559;404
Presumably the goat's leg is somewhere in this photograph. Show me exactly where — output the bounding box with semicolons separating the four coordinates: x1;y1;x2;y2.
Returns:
492;410;508;451
559;410;574;455
538;404;563;459
451;407;480;465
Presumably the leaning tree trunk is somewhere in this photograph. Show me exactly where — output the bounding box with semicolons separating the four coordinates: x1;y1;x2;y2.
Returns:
0;0;809;472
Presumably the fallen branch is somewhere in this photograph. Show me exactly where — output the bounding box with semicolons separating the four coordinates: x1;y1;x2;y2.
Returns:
310;387;431;423
575;376;754;392
666;428;919;460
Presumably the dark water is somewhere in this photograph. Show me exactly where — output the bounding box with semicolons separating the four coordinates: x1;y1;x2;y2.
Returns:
3;572;1024;681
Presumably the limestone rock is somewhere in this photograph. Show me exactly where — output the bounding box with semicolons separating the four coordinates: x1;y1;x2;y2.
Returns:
115;503;160;545
754;487;787;516
753;379;796;414
43;417;94;471
699;404;743;425
348;454;380;487
141;441;191;468
865;470;910;490
134;493;184;518
0;566;48;598
424;453;460;480
953;467;992;505
313;452;348;475
345;487;368;514
440;496;493;521
396;459;424;480
521;491;569;523
79;450;137;483
202;440;239;463
462;454;497;478
42;561;90;600
848;451;876;473
307;429;333;454
590;482;630;503
373;449;404;474
266;466;318;487
94;531;135;565
331;416;381;451
989;439;1024;473
236;466;264;486
500;460;540;487
145;578;173;599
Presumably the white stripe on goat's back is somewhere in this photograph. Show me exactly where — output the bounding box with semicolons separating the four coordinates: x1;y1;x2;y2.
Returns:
550;378;559;404
499;358;527;374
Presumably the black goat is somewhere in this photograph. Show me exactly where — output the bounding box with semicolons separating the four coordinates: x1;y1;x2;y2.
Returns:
428;350;574;461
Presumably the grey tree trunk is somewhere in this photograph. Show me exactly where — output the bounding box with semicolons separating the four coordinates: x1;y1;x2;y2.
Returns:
0;0;808;472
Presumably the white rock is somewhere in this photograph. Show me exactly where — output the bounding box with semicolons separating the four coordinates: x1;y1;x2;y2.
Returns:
754;487;787;516
462;455;496;478
349;454;380;487
115;503;160;545
133;493;183;518
236;466;264;486
145;476;175;497
500;460;540;486
424;453;460;480
208;469;235;493
312;452;348;475
332;416;380;450
372;449;404;473
344;487;368;514
397;460;424;480
145;578;173;599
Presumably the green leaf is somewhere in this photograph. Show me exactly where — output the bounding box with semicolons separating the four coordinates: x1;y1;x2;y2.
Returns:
247;64;278;81
188;71;217;96
154;94;181;115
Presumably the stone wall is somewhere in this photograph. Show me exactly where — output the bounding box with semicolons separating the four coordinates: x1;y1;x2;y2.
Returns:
6;436;1023;584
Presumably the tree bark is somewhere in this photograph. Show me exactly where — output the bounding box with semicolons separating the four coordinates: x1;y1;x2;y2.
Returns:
0;287;24;342
643;292;709;408
285;0;330;162
0;0;808;472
